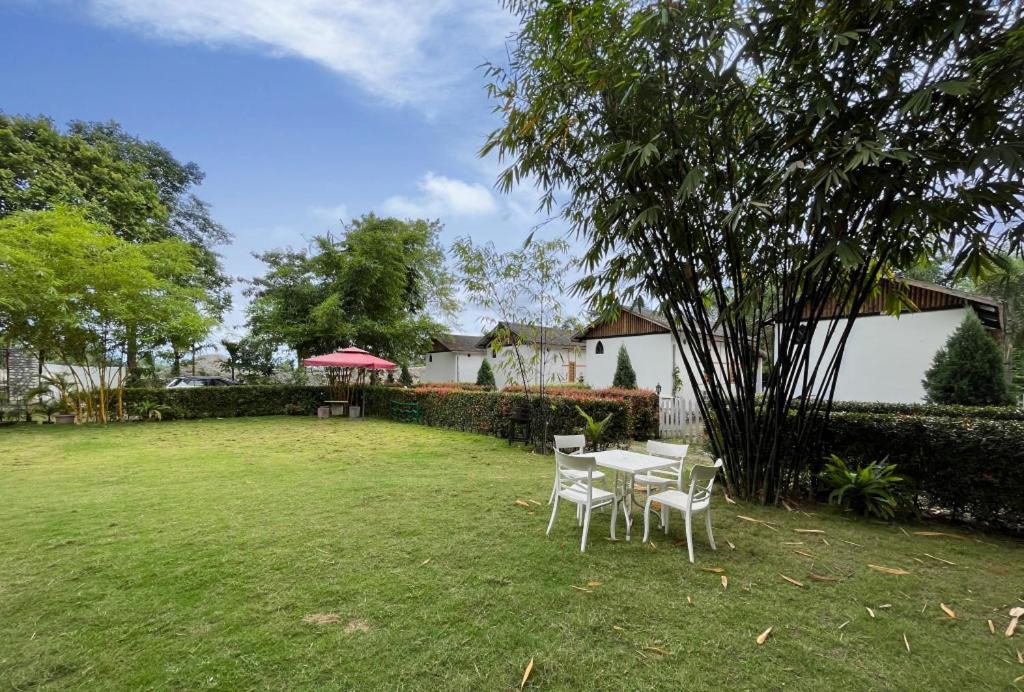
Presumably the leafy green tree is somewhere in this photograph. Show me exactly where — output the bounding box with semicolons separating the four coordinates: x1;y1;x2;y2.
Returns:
923;313;1010;406
476;358;496;389
399;364;414;387
612;345;638;389
0;207;213;421
245;215;456;362
0;115;231;378
484;1;1024;501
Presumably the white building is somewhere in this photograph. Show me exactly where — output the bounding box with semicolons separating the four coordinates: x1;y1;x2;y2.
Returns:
576;306;762;395
422;335;486;384
777;278;1005;403
477;322;586;390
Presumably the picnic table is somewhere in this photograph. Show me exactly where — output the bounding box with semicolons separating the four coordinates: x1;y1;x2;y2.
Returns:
573;449;677;541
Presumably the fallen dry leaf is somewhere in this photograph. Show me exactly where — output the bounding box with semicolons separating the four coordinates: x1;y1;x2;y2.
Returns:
687;596;693;605
420;558;431;566
781;500;794;512
836;538;864;547
756;626;773;645
721;575;729;591
782;541;804;545
521;658;534;689
737;515;778;530
838;620;850;630
794;550;815;558
903;632;911;654
699;566;725;573
912;531;966;540
808;573;841;583
570;585;592;593
303;613;341;625
794;529;825;534
940;603;956;619
586;580;601;587
780;574;804;588
528;499;541;506
726;540;736;550
515;499;531;508
724;492;737;505
866;607;876;618
923;552;956;565
612;625;624;631
643;645;670;656
989;620;996;634
868;564;911;576
821;537;831;546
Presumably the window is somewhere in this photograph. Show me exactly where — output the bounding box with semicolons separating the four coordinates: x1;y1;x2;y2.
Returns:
595;341;604;355
428;354;432;362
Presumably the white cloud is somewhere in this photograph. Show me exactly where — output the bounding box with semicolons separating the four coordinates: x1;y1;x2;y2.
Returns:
383;172;496;218
307;204;349;223
83;0;513;108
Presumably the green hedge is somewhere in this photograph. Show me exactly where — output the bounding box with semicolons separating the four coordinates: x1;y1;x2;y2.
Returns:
823;412;1024;530
819;400;1024;421
363;385;658;445
123;385;331;419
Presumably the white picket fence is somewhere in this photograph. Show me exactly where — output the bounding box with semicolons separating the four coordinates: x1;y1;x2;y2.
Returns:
658;397;705;439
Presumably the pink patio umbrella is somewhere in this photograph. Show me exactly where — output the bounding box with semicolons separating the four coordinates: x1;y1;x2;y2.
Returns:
302;347;397;416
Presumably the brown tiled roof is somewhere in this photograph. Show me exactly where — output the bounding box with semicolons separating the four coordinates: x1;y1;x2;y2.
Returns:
429;334;486;353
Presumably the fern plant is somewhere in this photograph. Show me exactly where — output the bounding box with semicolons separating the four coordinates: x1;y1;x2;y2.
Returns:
134;400;169;422
575;405;613;451
821;455;904;519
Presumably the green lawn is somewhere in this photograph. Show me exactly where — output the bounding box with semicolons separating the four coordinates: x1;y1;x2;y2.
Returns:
1;418;1021;690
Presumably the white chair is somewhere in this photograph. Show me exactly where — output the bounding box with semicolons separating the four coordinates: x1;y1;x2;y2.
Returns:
546;450;617;552
642;459;723;563
634;440;688;493
548;434;606;504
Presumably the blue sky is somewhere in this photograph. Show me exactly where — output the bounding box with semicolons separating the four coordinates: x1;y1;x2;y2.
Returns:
0;0;574;336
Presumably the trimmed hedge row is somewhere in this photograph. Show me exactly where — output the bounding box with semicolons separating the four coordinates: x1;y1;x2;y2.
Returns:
817;400;1024;421
123;385;331;418
363;385;659;444
823;412;1024;529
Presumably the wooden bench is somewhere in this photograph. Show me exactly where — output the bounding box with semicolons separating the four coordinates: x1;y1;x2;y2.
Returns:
390;401;421;423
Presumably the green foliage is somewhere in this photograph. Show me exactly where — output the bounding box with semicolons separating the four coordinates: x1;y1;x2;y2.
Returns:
245;215;455;363
133;400;169;422
821;455;904;520
0;208;214;421
123;385;331;419
399;364;414;387
816;400;1024;421
484;0;1024;502
574;405;613;451
822;412;1024;529
612;345;638;389
364;386;658;446
923;313;1010;406
475;359;496;389
219;335;279;383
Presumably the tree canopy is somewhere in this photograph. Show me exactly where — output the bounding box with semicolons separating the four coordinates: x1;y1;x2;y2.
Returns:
0;207;213;420
485;0;1024;500
244;215;457;362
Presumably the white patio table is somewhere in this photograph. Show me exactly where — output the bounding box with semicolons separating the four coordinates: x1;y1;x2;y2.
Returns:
573;449;677;541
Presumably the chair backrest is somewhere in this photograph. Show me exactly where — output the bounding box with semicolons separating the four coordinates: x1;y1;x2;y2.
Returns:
554;449;598;498
554;434;586;453
686;459;723;508
646;440;689;486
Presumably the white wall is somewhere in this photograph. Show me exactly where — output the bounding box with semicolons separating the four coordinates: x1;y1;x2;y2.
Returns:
584;334;760;395
488;344;585;389
421;351;486;384
793;307;971;403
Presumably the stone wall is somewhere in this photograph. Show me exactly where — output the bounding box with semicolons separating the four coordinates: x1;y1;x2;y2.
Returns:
3;346;40;407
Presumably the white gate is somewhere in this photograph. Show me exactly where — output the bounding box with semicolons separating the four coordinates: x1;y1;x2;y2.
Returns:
658;397;705;439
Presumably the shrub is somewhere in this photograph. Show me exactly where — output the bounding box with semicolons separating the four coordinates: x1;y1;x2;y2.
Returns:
575;405;613;450
123;385;331;419
923;312;1010;405
820;455;904;519
399;364;414;387
822;412;1024;530
364;385;658;445
476;359;496;389
816;400;1024;420
612;344;638;389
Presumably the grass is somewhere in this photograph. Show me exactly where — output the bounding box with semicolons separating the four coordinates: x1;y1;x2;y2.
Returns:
1;417;1022;690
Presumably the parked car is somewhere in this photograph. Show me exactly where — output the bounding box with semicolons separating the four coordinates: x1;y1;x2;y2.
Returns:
165;376;238;389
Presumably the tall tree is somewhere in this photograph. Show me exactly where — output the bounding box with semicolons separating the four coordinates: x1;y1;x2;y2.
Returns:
0;115;231;377
245;215;456;362
0;207;213;421
923;313;1010;405
476;358;496;389
485;1;1024;501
